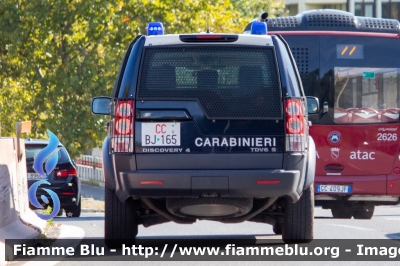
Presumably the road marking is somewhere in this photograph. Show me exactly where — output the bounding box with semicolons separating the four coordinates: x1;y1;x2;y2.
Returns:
327;224;374;231
385;217;400;220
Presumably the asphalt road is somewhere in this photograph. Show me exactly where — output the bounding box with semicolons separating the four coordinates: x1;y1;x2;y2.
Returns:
80;184;104;201
11;184;400;266
16;205;399;266
56;205;400;239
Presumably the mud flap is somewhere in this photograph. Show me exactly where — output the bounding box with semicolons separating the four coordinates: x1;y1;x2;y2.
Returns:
304;136;316;189
102;136;116;190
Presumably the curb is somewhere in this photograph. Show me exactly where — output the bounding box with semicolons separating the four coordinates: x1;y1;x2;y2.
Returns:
80;179;105;188
81;208;104;213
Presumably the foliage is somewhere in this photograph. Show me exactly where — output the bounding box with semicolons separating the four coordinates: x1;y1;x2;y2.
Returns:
231;0;287;19
39;206;54;226
0;0;286;157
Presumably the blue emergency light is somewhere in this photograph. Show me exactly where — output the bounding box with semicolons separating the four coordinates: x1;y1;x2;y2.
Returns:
251;22;267;35
147;22;164;36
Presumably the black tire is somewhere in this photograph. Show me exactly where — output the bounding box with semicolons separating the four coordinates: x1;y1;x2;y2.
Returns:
65;197;81;218
273;222;283;235
353;204;374;219
331;207;353;219
282;185;314;243
104;185;138;248
57;208;64;217
166;197;252;218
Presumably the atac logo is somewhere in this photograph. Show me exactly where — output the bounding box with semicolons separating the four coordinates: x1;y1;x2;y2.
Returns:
27;130;61;220
328;131;341;144
331;147;340;160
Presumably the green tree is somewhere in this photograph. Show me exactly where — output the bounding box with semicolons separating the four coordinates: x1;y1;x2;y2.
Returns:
0;0;286;158
1;1;127;156
231;0;287;19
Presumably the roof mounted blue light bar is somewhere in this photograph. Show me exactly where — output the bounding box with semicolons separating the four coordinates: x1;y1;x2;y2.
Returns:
251;22;267;35
147;22;164;36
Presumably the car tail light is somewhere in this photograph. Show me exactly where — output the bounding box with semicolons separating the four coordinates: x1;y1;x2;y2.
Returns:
139;180;164;185
111;100;134;153
56;166;77;178
256;180;280;185
285;98;307;152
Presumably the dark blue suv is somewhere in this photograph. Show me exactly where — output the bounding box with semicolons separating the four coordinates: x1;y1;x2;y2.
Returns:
92;22;316;246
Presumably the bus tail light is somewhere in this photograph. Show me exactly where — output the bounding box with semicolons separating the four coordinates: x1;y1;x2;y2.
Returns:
394;167;400;174
285;98;307;152
111;100;134;153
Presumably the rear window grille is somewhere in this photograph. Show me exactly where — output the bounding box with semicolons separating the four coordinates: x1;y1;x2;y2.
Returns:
137;45;282;119
290;47;311;95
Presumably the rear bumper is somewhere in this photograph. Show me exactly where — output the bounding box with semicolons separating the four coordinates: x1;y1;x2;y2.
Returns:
30;194;80;209
118;169;301;201
314;174;400;202
27;176;81;208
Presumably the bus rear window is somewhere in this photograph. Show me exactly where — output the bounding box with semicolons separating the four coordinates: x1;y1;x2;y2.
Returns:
334;67;400;124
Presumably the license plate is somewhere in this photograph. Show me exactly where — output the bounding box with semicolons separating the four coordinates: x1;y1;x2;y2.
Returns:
316;184;352;193
142;123;181;146
27;173;46;179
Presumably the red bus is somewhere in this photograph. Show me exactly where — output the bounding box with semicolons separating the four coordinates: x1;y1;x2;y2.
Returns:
245;9;400;219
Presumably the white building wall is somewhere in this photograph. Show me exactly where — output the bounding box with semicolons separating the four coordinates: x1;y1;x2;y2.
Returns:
285;0;385;18
90;147;102;159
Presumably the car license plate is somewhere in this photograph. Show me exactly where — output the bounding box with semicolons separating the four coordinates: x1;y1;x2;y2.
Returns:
142;123;181;146
316;184;352;193
27;173;46;179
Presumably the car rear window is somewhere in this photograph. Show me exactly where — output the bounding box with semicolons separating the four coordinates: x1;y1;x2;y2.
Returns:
25;145;70;163
137;45;282;119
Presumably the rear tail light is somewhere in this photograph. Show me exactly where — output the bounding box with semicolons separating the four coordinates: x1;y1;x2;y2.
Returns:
394;167;400;174
139;180;164;185
56;166;77;178
111;100;134;153
285;98;307;152
256;180;280;185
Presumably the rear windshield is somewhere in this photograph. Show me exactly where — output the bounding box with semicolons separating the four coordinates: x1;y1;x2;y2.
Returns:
334;67;400;124
137;45;282;119
25;145;70;163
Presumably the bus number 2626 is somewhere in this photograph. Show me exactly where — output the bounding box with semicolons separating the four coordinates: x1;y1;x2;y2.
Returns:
377;133;397;141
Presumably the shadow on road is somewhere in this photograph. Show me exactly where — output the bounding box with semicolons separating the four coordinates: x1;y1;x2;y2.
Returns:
81;183;104;201
55;216;105;221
